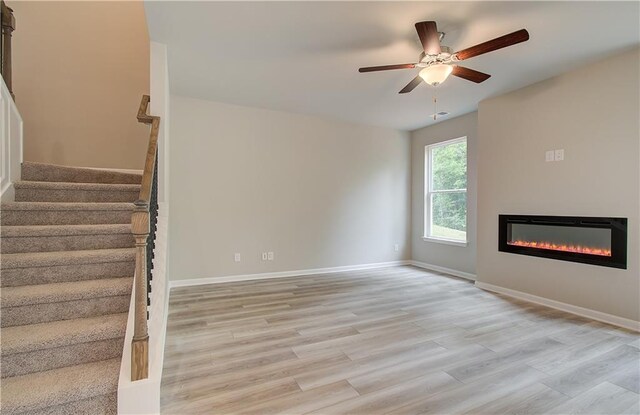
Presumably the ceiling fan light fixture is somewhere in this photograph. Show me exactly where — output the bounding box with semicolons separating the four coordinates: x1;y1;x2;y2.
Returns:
419;64;453;86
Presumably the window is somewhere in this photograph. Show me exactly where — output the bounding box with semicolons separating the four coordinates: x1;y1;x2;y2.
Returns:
424;137;467;244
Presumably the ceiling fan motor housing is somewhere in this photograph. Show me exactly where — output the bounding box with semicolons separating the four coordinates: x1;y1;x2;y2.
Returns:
418;46;454;67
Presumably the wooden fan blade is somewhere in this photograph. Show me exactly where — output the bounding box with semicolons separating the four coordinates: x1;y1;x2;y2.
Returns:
359;63;416;73
415;21;441;55
455;29;529;61
399;76;423;94
451;66;491;83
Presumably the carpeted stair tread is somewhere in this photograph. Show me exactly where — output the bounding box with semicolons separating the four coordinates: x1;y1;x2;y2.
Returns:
21;161;142;184
25;393;117;415
0;202;135;225
1;202;135;226
1;224;132;237
1;201;134;211
1;262;135;288
1;358;121;415
13;181;141;192
1;224;135;254
1;248;136;270
1;277;133;307
2;313;127;355
14;181;141;203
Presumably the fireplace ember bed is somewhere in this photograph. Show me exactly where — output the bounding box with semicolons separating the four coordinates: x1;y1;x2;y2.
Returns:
499;215;627;269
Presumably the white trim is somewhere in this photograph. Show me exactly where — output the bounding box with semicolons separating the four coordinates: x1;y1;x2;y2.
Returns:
422;237;468;247
475;281;640;333
424;136;468;244
1;75;23;202
169;260;412;288
410;260;476;281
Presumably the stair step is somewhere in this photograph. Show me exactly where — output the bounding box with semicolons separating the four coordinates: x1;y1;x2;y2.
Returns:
1;313;127;378
1;358;120;415
22;161;142;184
1;247;137;270
1;224;134;254
15;180;141;203
1;277;132;327
0;201;134;225
0;248;136;287
1;277;133;307
2;313;128;354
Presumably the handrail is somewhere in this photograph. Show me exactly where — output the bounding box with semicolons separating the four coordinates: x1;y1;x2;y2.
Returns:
136;96;160;203
131;95;161;381
1;0;16;99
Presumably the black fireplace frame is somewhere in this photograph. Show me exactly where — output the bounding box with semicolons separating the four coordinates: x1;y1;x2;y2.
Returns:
498;215;627;269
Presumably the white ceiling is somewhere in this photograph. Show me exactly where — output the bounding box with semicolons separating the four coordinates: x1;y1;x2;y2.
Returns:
145;1;639;131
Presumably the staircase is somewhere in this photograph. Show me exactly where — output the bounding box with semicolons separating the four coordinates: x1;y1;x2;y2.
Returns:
1;161;142;415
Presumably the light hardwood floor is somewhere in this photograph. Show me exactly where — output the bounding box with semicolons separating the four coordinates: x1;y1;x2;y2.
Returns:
161;266;640;414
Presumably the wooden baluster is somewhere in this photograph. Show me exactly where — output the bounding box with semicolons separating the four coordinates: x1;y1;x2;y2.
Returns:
1;0;15;99
131;201;150;381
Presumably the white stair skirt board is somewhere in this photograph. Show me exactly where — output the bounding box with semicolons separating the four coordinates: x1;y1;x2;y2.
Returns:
410;260;476;281
475;281;640;333
169;260;412;288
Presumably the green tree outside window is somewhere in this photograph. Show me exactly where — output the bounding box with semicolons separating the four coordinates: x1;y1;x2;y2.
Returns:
426;138;467;241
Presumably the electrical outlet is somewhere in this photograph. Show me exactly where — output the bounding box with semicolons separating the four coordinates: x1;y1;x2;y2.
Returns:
261;252;268;261
268;252;274;261
554;149;564;161
394;244;399;252
545;150;555;162
234;253;241;262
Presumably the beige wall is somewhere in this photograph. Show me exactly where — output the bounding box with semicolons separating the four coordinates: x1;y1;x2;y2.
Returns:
477;47;640;322
11;1;150;169
411;112;477;276
169;96;411;281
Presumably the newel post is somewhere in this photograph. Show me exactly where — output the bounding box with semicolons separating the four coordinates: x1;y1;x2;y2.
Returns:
131;200;150;381
1;0;16;99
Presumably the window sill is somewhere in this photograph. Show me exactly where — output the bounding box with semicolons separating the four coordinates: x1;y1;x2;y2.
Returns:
422;237;468;247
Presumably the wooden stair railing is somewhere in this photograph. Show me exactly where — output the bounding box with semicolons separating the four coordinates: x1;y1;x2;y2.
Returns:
131;95;160;381
1;0;16;99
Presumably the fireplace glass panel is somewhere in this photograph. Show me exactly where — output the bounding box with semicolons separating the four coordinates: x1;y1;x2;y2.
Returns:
507;223;612;257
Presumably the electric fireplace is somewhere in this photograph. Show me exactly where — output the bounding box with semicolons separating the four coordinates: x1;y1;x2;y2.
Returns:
499;215;627;269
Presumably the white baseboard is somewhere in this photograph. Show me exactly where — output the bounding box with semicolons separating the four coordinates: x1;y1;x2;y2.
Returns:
410;260;476;281
169;260;412;288
475;281;640;332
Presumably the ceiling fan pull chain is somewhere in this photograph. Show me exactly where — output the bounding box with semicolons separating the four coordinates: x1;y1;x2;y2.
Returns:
433;96;438;120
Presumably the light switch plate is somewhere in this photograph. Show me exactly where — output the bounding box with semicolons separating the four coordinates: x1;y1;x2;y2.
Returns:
261;252;268;261
545;150;555;162
555;149;564;161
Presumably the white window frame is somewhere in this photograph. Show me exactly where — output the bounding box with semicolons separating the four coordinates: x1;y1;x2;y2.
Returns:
423;136;468;247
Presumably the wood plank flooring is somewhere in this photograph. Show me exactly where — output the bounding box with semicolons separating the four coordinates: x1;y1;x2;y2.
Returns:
161;266;640;414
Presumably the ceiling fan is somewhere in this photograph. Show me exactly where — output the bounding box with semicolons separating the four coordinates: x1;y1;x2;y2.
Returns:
359;21;529;94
